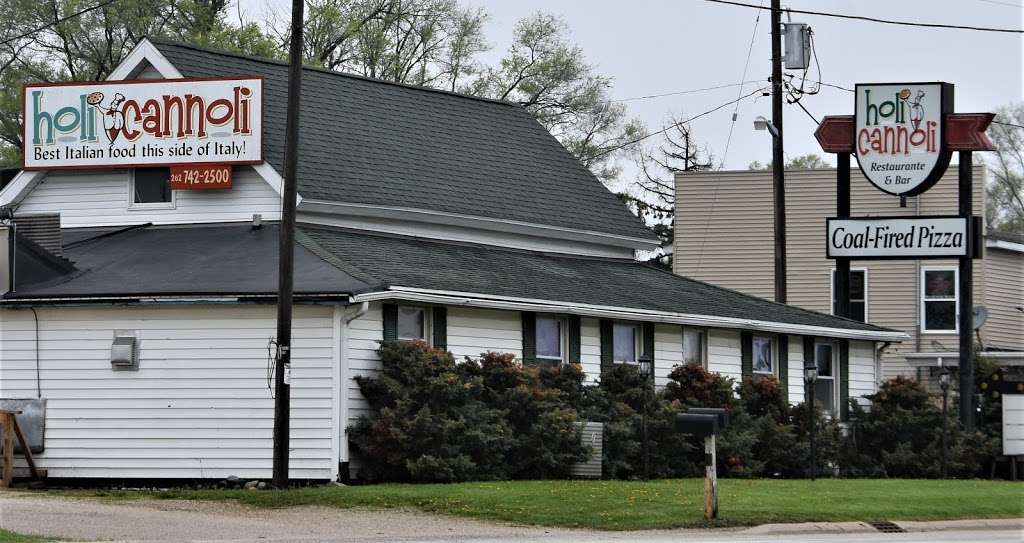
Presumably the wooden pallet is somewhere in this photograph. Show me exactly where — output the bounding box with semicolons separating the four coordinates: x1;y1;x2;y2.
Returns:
0;409;43;488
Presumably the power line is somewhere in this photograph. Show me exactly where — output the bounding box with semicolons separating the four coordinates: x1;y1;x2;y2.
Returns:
994;120;1024;129
611;81;762;102
719;0;764;168
974;0;1023;8
0;0;119;47
592;86;767;160
703;0;1024;33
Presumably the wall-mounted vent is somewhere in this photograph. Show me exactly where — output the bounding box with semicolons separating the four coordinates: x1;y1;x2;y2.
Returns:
111;333;139;371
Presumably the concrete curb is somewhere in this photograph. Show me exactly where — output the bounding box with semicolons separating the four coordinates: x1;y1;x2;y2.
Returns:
741;518;1023;536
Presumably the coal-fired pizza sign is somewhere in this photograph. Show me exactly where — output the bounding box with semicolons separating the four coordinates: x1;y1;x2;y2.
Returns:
855;82;953;197
22;77;262;170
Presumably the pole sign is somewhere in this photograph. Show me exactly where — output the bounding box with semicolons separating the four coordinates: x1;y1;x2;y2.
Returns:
854;82;953;197
22;77;262;170
826;215;980;259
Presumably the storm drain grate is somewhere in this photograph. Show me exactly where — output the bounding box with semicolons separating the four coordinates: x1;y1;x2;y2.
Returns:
868;520;906;533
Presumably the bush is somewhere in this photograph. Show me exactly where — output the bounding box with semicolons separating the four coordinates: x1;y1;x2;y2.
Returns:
461;352;589;479
841;376;999;478
594;364;696;479
348;342;588;482
348;341;512;482
663;363;736;410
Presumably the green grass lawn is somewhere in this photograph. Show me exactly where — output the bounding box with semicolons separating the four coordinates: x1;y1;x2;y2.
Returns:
48;478;1024;531
0;529;51;543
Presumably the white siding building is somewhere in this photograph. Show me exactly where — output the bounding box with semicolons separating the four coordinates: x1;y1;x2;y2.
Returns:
0;39;905;481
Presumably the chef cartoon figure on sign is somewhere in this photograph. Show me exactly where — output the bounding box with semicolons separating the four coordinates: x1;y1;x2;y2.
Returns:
86;91;126;149
899;88;927;131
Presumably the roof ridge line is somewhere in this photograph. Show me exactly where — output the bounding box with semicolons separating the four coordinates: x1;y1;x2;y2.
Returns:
298;223;640;262
147;38;523;109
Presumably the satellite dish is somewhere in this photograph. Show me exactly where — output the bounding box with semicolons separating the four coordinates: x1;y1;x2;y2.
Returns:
973;306;989;330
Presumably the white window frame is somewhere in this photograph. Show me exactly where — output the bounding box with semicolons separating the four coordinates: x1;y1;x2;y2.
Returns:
128;168;176;210
814;340;840;415
920;266;959;334
396;305;432;344
830;267;869;322
536;315;569;363
752;335;777;376
613;322;641;364
682;327;708;368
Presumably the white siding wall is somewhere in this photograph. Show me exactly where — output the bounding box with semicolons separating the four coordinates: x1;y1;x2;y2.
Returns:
0;304;335;479
579;317;601;384
707;328;742;384
654;324;683;388
848;341;876;404
788;336;806;405
16;166;281;228
447;307;521;361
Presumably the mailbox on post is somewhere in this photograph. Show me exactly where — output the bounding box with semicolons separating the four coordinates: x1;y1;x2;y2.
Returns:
675;407;729;521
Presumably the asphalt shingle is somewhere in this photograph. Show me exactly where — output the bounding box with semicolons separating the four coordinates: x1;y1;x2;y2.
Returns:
299;226;896;334
152;40;657;242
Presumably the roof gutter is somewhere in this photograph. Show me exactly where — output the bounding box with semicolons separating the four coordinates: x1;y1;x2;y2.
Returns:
353;286;909;343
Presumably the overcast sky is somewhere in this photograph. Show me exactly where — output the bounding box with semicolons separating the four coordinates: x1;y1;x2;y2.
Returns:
241;0;1023;177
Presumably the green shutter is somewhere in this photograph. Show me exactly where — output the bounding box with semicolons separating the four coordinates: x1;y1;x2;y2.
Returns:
382;303;398;342
521;312;537;366
599;319;614;376
432;306;447;350
803;336;815;404
839;339;850;421
740;331;753;381
568;315;581;365
642;323;655;383
778;334;788;394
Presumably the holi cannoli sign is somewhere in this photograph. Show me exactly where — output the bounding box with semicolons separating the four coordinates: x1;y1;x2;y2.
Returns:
22;77;262;170
854;82;953;197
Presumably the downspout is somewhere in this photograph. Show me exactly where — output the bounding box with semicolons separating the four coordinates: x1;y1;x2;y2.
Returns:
336;300;369;481
875;341;891;389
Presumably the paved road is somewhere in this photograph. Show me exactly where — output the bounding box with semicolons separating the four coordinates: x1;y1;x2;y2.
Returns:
1;494;1020;543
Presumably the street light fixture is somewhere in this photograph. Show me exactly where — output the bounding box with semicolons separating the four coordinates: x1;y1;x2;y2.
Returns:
754;115;780;139
638;355;653;481
804;363;818;481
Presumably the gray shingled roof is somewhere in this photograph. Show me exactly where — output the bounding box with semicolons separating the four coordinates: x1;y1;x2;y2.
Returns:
299;226;896;334
4;222;897;336
4;223;373;299
151;40;656;242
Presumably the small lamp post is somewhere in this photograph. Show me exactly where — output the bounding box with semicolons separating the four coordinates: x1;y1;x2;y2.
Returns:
804;363;818;481
938;358;951;479
638;354;654;481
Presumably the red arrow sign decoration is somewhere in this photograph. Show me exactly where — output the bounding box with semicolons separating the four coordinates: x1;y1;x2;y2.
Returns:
815;115;855;153
945;113;996;151
815;113;996;153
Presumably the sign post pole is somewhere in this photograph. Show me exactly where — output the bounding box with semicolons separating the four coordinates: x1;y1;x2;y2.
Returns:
704;434;718;520
835;153;851;320
958;152;975;430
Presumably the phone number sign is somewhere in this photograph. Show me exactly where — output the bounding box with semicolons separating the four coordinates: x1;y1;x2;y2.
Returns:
170;164;232;190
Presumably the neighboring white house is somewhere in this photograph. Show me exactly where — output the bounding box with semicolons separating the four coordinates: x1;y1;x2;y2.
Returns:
0;39;906;482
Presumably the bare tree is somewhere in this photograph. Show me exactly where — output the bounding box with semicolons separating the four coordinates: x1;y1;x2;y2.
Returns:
987;104;1024;233
623;117;713;267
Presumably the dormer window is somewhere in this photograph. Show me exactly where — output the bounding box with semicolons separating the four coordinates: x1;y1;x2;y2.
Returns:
130;168;174;209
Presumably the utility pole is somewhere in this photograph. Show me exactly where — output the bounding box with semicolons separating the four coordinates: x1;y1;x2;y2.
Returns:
272;0;306;488
770;0;787;304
